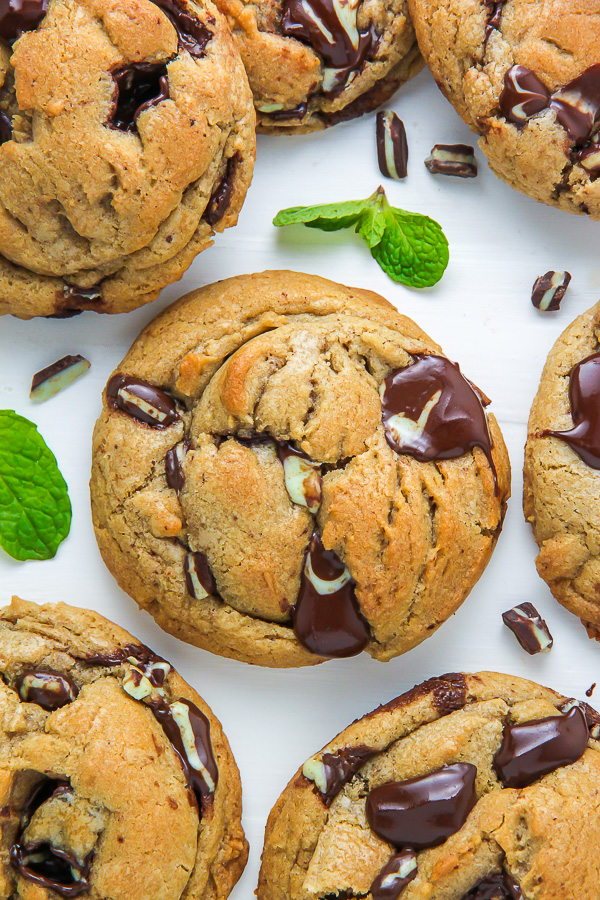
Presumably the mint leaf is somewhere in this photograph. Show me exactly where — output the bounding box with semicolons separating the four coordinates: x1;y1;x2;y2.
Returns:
0;410;72;561
273;198;372;232
356;201;386;248
372;207;449;288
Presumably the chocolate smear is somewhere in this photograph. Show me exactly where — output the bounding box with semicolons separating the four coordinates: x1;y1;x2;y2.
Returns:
462;872;522;900
16;670;79;711
502;602;553;655
544;352;600;468
493;706;589;788
370;849;418;900
0;0;48;44
366;763;477;850
204;152;241;226
151;0;212;58
108;63;169;133
292;530;370;658
377;110;408;180
106;374;180;428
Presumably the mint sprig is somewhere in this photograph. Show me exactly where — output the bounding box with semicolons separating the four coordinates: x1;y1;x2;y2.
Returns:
273;187;449;288
0;410;72;561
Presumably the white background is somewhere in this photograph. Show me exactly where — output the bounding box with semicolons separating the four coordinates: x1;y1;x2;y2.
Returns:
1;65;600;897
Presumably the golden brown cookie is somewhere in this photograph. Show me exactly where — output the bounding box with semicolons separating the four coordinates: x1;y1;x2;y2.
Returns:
90;270;510;668
258;671;600;900
0;0;255;319
0;596;248;900
216;0;422;132
407;0;600;219
524;300;600;639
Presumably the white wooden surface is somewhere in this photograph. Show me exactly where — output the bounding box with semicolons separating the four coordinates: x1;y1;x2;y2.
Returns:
1;66;600;897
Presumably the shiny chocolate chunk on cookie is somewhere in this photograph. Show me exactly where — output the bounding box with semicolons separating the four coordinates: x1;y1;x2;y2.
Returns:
165;439;191;491
152;0;212;58
204;153;241;226
370;849;418;900
10;842;92;898
550;65;600;145
276;441;322;511
16;669;79;710
499;66;550;125
302;744;375;804
462;873;522;900
184;550;217;600
108;63;170;133
0;0;48;44
106;374;180;427
544;352;600;468
0;110;12;144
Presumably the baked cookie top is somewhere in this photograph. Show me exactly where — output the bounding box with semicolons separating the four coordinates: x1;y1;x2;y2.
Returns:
0;596;248;900
258;671;600;899
407;0;600;218
91;271;510;668
524;300;600;639
0;0;255;318
216;0;422;131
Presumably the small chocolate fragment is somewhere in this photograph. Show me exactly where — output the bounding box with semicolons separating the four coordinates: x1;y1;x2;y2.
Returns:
462;872;522;900
30;354;90;403
370;849;418;900
544;352;600;468
10;843;91;898
276;441;322;511
493;706;589;789
204;152;241;226
0;0;48;44
578;134;600;178
106;374;180;428
108;63;169;133
366;763;477;850
63;284;102;306
531;270;571;311
151;0;212;58
260;102;308;122
376;111;408;180
380;354;497;490
550;65;600;145
499;66;550;125
302;744;375;804
292;531;370;658
425;144;477;178
165;439;191;491
0;110;11;144
16;670;79;711
184;550;217;600
483;0;504;39
586;683;596;698
502;602;553;655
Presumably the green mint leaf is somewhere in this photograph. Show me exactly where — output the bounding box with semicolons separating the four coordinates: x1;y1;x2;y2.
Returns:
371;207;449;288
356;202;386;248
0;410;72;561
273;197;373;232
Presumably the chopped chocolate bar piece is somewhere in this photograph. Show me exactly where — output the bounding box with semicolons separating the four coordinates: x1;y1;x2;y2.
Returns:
531;270;571;311
376;110;408;180
425;144;477;178
502;602;553;655
30;355;91;403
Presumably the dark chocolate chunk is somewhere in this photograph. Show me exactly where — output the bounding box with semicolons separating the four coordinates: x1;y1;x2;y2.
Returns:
425;144;477;178
550;65;600;145
431;673;468;714
16;670;79;711
10;843;91;898
106;374;180;428
165;439;191;491
578;134;600;178
78;643;170;688
281;0;377;95
62;284;102;306
502;603;553;655
204;152;241;226
370;849;418;900
184;550;217;599
305;745;375;805
493;707;589;789
483;0;504;39
151;0;212;58
366;763;477;850
108;63;169;133
381;354;497;490
462;872;522;900
586;683;596;698
531;270;571;311
561;698;600;740
30;355;91;403
499;66;550;125
376;111;408;180
260;102;308;122
0;110;11;144
544;351;600;468
276;441;322;511
0;0;48;44
292;530;370;658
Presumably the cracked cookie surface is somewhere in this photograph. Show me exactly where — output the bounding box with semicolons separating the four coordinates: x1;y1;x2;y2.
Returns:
90;270;510;668
407;0;600;218
215;0;422;131
258;671;600;900
524;300;600;639
0;596;248;900
0;0;255;319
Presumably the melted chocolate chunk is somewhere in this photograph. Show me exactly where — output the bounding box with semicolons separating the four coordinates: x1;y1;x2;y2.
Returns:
108;63;169;133
106;374;180;428
0;110;12;144
151;0;212;58
381;354;497;489
550;65;600;145
366;763;477;850
184;550;217;599
462;873;522;900
483;0;504;39
545;352;600;468
499;66;550;125
292;531;370;658
165;439;191;491
0;0;47;44
10;843;91;898
377;111;408;180
281;0;377;95
276;441;322;511
79;643;169;687
204;152;241;226
370;849;418;900
308;745;375;805
16;669;79;711
501;603;553;655
431;673;468;714
493;707;589;789
262;102;308;122
149;697;218;806
62;284;102;306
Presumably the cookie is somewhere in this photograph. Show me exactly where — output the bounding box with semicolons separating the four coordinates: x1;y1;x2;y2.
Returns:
0;596;248;900
215;0;422;132
407;0;600;219
258;671;600;899
524;300;600;639
0;0;255;319
90;270;510;668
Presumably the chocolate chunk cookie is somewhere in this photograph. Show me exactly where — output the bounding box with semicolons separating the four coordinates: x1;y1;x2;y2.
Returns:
215;0;422;131
0;596;248;900
258;671;600;899
0;0;255;319
407;0;600;218
524;300;600;640
90;270;510;667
